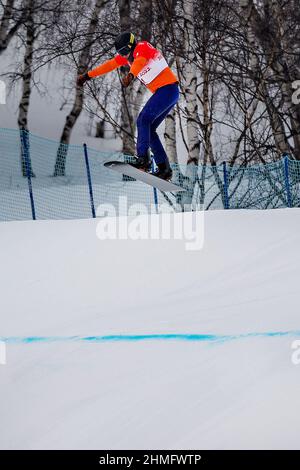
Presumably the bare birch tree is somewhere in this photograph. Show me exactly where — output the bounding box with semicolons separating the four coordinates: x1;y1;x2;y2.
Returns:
0;0;25;55
53;0;107;176
239;0;300;159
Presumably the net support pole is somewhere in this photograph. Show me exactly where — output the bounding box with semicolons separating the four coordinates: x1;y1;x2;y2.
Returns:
283;155;292;208
21;128;36;220
151;158;159;213
83;143;96;218
222;161;230;210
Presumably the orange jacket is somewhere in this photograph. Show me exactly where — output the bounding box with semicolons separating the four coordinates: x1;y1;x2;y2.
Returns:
88;41;178;93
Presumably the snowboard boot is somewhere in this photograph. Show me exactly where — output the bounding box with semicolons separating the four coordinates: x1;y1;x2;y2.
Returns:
130;149;151;172
152;160;173;180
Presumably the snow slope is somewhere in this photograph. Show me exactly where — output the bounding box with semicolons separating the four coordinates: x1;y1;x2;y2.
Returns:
0;208;300;449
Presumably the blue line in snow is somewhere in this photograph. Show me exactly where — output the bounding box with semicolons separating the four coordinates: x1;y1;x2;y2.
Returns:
1;331;300;344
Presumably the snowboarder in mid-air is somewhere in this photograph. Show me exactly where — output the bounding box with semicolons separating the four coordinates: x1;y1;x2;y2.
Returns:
77;32;179;181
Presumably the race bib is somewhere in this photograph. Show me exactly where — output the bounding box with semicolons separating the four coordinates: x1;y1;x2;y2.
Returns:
137;52;168;85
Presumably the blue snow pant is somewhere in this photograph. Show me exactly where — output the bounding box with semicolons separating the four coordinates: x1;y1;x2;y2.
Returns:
136;83;179;164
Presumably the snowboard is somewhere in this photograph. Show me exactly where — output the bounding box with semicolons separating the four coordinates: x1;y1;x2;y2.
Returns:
104;161;185;193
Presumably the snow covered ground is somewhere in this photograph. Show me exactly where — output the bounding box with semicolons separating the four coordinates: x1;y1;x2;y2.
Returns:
0;208;300;450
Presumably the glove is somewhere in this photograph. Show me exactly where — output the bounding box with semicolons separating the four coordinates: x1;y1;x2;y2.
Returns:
77;72;91;86
122;73;134;88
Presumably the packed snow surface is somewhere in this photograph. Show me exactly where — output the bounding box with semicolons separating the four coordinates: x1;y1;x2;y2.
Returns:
1;208;300;449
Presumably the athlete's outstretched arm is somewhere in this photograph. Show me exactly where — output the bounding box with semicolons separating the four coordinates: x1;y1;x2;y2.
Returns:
77;57;122;86
88;58;121;78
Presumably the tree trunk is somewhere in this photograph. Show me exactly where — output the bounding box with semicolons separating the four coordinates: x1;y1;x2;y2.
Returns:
180;0;201;208
17;0;35;177
182;0;200;166
0;0;24;55
53;0;105;176
0;0;14;46
96;119;105;138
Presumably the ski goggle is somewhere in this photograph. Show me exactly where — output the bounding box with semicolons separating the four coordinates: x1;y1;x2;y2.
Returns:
117;45;132;56
116;33;135;56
